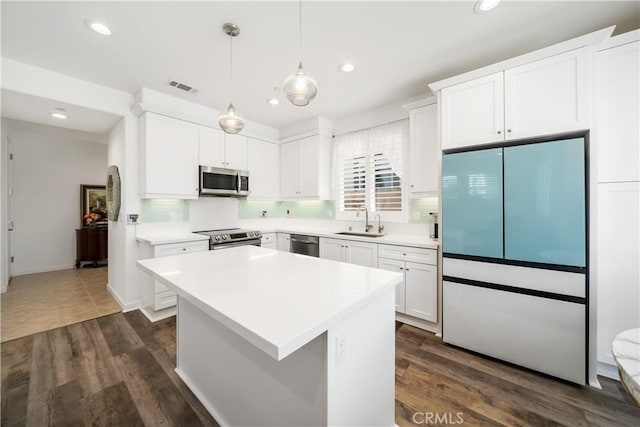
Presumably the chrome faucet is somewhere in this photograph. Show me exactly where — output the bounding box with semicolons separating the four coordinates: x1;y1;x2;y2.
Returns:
375;214;385;234
356;206;373;232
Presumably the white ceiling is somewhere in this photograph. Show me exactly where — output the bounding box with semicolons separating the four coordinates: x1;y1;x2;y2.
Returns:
1;1;639;131
1;89;122;134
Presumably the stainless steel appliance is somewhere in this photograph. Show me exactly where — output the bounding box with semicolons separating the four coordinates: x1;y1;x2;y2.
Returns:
194;228;262;250
290;234;319;257
199;165;249;197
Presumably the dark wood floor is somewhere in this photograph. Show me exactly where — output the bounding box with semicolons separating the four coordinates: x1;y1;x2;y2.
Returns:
2;312;638;426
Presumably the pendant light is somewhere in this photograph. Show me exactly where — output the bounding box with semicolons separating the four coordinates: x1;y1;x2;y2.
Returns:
218;23;244;134
283;0;317;106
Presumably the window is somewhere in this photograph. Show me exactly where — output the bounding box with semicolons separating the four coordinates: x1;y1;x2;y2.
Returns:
334;120;409;221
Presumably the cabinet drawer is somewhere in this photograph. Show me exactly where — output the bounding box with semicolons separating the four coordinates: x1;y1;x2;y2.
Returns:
154;240;208;257
378;244;436;265
154;290;177;310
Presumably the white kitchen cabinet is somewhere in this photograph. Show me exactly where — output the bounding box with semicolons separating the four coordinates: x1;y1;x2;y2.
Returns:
504;49;588;141
597;40;639;183
378;244;437;323
198;126;247;170
280;134;331;200
139;239;209;321
138;112;199;199
277;233;291;252
248;138;279;199
409;103;439;193
441;48;589;150
441;72;504;149
319;237;378;267
261;232;276;249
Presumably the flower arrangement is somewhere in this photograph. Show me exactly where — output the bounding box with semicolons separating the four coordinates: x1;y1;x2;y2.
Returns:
83;212;101;227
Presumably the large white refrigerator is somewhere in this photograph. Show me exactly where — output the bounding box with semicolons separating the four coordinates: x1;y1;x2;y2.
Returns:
442;135;588;384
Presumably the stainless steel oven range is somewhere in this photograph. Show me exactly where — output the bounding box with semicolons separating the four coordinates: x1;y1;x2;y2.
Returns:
194;228;262;250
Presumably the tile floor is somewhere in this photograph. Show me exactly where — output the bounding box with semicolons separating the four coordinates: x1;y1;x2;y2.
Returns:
1;267;121;342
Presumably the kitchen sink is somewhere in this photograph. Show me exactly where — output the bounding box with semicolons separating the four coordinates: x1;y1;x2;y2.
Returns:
335;231;386;238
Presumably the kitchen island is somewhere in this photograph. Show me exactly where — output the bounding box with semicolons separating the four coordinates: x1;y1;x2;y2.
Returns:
137;246;402;426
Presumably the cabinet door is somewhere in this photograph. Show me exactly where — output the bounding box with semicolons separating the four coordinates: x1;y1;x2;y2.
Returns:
319;238;345;262
442;148;503;258
261;233;276;248
410;103;439;193
597;41;639;183
441;72;504;149
198;126;225;167
225;134;248;170
280;142;300;198
144;113;199;197
298;136;319;197
378;257;406;313
405;261;437;322
503;138;586;267
248;138;279;199
277;233;291;252
344;240;378;267
505;48;588;141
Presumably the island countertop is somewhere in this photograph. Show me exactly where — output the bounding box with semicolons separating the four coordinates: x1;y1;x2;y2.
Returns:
137;246;402;361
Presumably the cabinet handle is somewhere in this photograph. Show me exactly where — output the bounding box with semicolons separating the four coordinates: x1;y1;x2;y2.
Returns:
497;130;502;135
507;129;512;133
399;267;404;270
402;253;406;256
405;268;410;271
411;184;414;188
182;248;186;251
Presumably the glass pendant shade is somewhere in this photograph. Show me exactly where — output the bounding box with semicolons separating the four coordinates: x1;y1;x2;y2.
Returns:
218;103;244;134
283;62;318;107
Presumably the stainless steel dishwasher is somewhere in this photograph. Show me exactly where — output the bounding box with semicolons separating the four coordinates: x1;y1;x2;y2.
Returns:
290;234;319;257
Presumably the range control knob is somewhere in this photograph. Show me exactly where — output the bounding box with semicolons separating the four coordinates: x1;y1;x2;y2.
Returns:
214;236;221;241
222;235;228;240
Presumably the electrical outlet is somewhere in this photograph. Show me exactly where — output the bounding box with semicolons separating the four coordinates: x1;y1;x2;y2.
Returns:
127;214;139;225
260;210;267;217
286;209;292;218
335;334;346;366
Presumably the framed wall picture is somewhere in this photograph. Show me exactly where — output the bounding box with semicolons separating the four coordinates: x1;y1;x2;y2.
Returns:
81;184;108;228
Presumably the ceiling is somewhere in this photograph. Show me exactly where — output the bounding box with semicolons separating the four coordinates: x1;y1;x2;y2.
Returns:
1;1;639;131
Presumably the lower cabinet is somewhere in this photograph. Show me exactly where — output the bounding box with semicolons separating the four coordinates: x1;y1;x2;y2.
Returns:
378;244;437;323
261;233;277;249
139;239;209;321
277;233;291;252
319;238;378;267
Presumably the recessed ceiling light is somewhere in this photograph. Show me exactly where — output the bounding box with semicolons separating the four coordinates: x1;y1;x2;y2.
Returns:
85;19;112;36
474;0;501;14
268;97;279;106
339;62;355;73
50;108;68;120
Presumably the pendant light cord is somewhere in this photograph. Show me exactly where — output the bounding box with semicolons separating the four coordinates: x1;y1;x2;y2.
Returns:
229;33;233;96
299;0;302;61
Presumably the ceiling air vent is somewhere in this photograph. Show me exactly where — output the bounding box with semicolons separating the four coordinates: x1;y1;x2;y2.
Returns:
169;80;198;94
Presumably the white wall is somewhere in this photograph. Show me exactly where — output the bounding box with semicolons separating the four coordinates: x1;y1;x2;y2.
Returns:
7;120;107;275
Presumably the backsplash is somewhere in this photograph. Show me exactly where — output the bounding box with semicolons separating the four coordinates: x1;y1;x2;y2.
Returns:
140;199;189;222
239;200;334;220
239;197;438;223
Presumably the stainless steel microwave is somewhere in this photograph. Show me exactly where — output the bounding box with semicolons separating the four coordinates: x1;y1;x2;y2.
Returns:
199;165;249;197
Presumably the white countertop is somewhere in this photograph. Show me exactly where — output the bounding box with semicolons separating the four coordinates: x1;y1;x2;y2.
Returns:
612;328;640;404
136;232;209;245
261;226;438;249
137;246;402;360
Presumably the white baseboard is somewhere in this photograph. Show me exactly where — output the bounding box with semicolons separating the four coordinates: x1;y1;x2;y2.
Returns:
597;361;620;381
106;283;139;312
12;264;75;276
396;312;438;334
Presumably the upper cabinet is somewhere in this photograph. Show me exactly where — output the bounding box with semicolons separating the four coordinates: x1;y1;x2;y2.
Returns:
280;134;331;200
198;126;248;171
138;112;199;199
441;48;589;150
408;102;439;193
247;137;279;199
